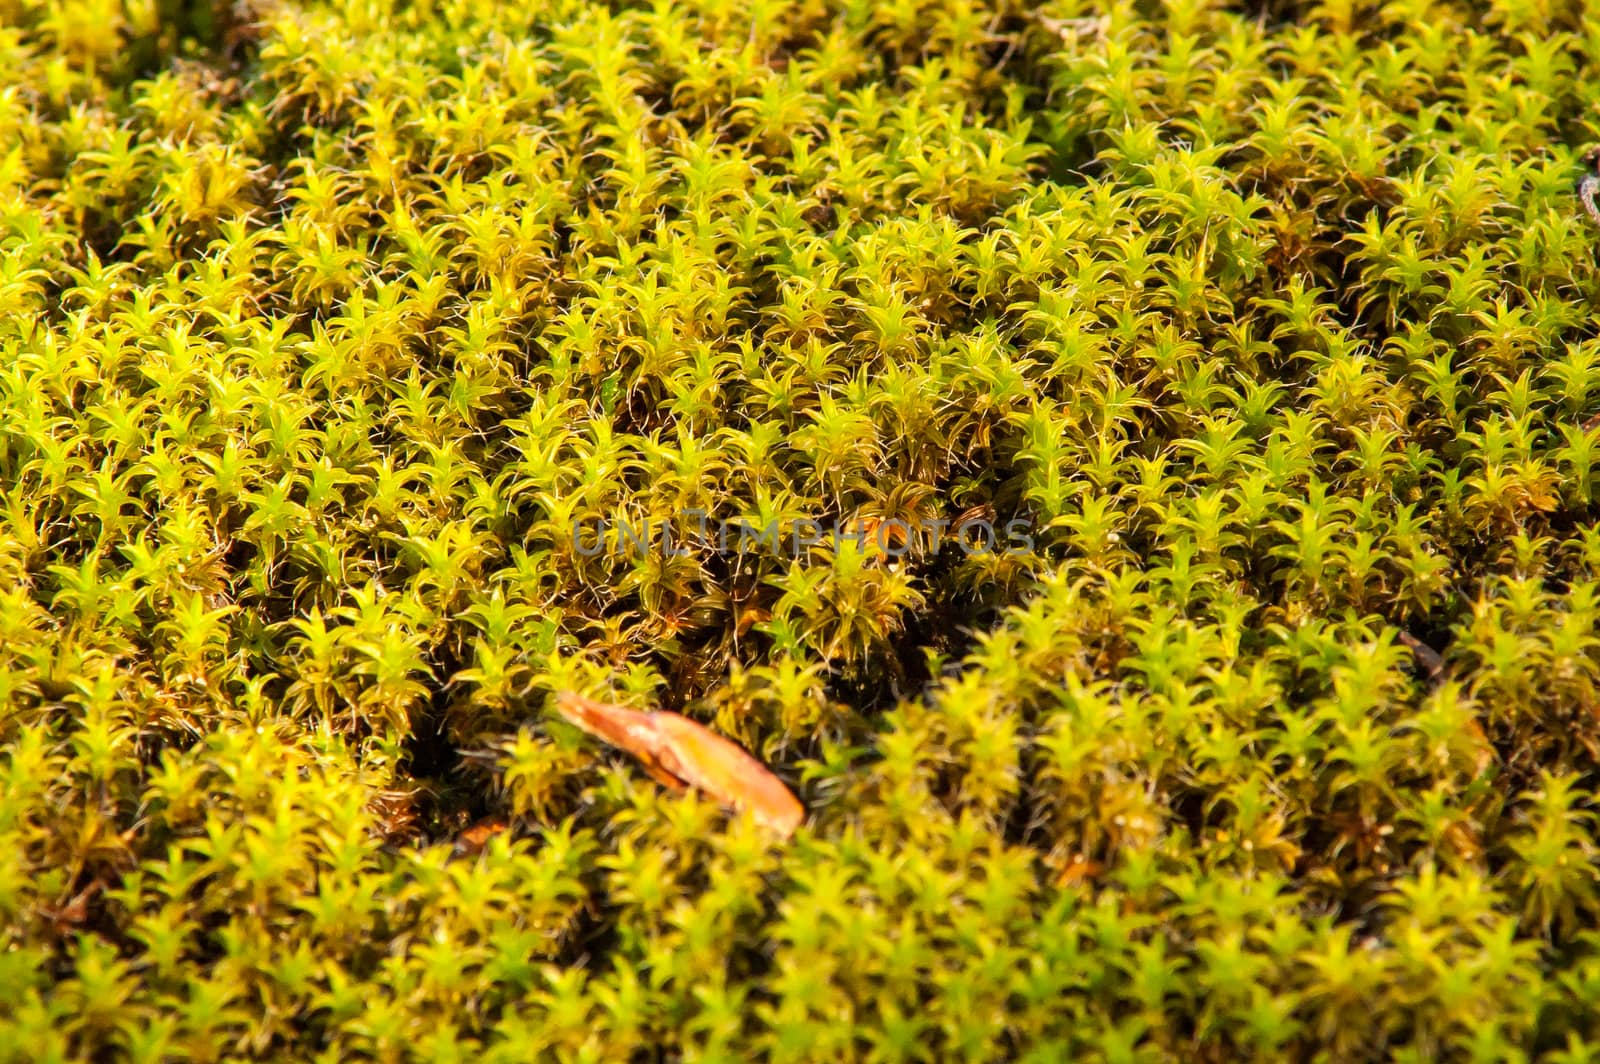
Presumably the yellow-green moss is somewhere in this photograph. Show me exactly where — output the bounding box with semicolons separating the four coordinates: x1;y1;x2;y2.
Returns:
5;0;1600;1058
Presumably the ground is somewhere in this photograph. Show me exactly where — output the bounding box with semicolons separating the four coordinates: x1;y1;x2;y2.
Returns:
4;0;1600;1059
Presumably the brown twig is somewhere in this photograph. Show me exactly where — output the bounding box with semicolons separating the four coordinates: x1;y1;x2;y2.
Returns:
1581;147;1600;228
1397;631;1446;683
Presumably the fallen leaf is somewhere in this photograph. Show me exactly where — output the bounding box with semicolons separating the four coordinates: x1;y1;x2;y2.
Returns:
556;691;805;838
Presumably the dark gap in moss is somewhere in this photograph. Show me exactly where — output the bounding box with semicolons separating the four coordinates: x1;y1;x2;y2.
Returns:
117;0;271;89
398;650;501;847
816;554;1007;720
660;642;726;716
402;691;459;782
554;876;624;977
1166;787;1211;855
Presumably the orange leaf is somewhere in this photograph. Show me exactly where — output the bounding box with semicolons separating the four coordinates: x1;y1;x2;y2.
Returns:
555;691;804;838
647;711;805;838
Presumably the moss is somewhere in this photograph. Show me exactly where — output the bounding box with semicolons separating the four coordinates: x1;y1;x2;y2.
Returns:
5;0;1600;1058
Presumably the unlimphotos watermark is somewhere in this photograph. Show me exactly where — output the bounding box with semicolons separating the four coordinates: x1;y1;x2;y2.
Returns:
571;511;1034;561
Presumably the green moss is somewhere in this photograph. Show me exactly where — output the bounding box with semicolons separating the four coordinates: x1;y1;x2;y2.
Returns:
5;0;1600;1058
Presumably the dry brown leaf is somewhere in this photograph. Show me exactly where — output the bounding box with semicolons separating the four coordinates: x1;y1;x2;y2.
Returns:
556;691;805;838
